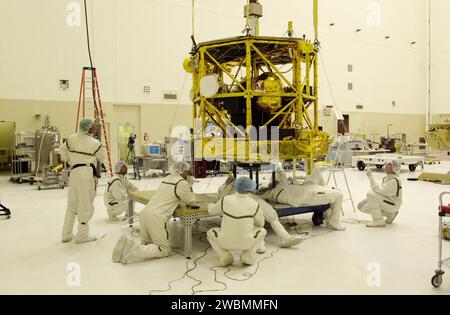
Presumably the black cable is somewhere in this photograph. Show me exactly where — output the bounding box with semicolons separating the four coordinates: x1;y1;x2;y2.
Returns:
83;0;94;69
148;246;190;295
287;217;313;235
293;224;310;236
185;236;210;295
149;233;226;295
83;0;99;118
197;234;279;283
220;247;280;282
188;235;228;295
289;218;332;239
148;260;190;295
149;219;281;295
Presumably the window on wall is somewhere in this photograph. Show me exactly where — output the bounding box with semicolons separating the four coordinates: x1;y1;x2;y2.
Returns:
348;82;353;90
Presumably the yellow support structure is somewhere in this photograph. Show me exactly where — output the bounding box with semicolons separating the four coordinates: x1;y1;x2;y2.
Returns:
187;33;328;169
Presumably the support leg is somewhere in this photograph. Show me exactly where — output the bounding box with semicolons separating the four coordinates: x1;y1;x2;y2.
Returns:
256;166;259;187
326;169;332;186
272;169;276;188
293;159;297;181
331;172;344;216
183;216;194;259
128;199;134;227
342;169;356;213
142;159;148;177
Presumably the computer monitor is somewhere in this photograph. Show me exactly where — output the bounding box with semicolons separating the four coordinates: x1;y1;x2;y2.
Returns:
148;144;161;156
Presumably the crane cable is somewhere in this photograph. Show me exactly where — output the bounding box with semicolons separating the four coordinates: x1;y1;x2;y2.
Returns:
313;0;319;42
83;0;94;69
319;51;348;134
82;0;100;123
192;0;195;39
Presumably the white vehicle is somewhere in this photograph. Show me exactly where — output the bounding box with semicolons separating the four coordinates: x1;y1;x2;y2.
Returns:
352;154;425;172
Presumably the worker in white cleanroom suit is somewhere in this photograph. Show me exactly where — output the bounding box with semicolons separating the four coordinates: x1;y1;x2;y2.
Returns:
357;160;403;227
112;161;199;264
218;175;302;249
207;177;267;267
103;161;138;221
59;118;106;243
262;166;346;231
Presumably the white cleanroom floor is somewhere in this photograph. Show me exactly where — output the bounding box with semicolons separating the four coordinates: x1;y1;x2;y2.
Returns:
1;162;450;295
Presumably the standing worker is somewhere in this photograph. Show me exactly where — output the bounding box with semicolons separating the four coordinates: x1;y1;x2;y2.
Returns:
104;161;138;221
357;160;403;227
59;118;106;243
112;161;198;264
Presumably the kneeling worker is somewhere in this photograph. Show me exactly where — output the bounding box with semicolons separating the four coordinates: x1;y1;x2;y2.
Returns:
357;160;402;227
104;161;138;221
112;161;198;264
207;177;267;267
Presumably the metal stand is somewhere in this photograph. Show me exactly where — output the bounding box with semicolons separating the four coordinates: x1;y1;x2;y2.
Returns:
126;141;141;180
325;167;356;213
127;198;134;227
324;137;356;213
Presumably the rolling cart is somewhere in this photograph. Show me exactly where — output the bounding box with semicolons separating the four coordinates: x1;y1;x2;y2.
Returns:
35;165;69;190
10;131;35;184
352;154;424;172
431;192;450;288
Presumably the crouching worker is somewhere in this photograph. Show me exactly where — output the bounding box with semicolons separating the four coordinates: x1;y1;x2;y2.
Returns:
104;161;138;221
207;177;267;267
358;160;402;227
112;161;198;264
218;175;302;248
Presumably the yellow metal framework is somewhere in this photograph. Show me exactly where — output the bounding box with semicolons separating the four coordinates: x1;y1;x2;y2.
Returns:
189;36;329;172
428;124;450;151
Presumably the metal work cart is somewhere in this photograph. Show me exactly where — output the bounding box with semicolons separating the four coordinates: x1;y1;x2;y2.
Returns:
431;192;450;288
352;154;424;172
36;165;69;190
10;131;35;184
31;128;67;190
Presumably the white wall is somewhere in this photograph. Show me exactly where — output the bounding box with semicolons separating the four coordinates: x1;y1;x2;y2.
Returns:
430;0;450;115
0;0;427;115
